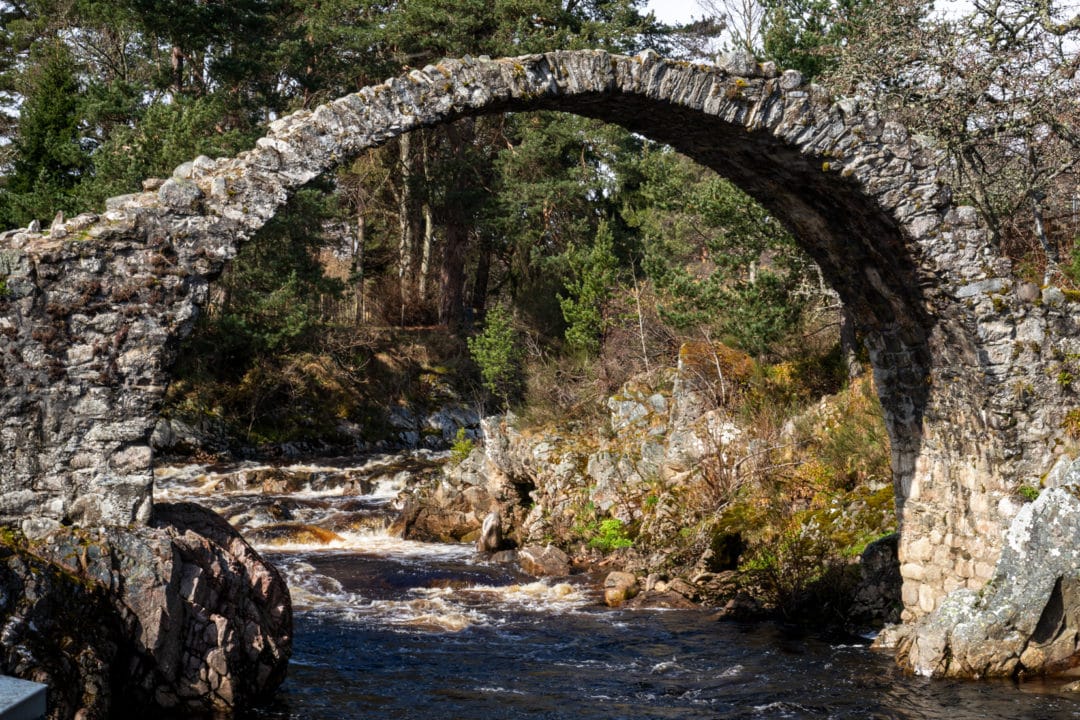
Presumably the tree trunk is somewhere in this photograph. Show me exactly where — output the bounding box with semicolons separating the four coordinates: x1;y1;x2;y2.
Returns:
440;222;468;328
438;121;474;329
471;235;491;322
353;213;366;324
840;306;863;380
420;202;434;301
170;45;184;93
397;134;414;325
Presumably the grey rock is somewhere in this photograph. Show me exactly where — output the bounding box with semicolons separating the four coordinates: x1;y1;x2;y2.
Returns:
48;212;65;238
476;510;502;553
779;69;803;91
1017;282;1041;303
158;178;204;212
1042;286;1066;307
716;49;760;77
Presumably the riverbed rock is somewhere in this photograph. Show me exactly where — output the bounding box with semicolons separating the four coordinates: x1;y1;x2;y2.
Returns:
898;469;1080;678
603;571;640;607
518;545;572;577
1;502;292;718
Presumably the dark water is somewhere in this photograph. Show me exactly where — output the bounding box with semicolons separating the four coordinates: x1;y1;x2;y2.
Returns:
157;460;1080;720
248;550;1080;720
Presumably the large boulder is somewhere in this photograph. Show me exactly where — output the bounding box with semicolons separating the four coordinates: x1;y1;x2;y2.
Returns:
0;501;291;719
897;467;1080;678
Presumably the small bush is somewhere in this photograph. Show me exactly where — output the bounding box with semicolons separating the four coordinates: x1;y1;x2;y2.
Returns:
587;517;634;552
1017;484;1040;502
450;427;474;464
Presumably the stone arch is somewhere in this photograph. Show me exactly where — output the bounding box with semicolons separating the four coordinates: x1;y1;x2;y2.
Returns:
0;50;1070;623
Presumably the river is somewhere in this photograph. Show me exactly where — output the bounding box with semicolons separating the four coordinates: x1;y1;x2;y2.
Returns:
155;455;1080;720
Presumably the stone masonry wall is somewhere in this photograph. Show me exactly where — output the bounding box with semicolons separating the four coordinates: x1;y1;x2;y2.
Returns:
0;50;1077;623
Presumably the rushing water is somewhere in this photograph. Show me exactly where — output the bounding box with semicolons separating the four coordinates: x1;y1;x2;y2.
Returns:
156;457;1080;720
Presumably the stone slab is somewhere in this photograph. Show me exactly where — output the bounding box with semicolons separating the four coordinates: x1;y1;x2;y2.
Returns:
0;676;46;720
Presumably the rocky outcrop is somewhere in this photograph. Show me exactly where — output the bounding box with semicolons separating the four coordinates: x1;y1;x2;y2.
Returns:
0;502;291;719
894;459;1080;678
411;346;753;555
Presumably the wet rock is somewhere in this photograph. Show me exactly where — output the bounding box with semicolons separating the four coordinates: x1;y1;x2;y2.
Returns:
244;523;343;546
391;500;480;543
476;511;502;553
491;549;518;564
518;545;571;577
0;538;121;720
603;572;639;607
626;588;697;609
712;592;765;622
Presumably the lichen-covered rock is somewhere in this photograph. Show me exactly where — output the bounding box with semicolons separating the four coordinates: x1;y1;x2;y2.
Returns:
0;502;291;718
898;466;1080;678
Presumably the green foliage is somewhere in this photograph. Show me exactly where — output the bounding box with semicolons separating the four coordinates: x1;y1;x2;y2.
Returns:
629;148;812;360
0;277;8;298
467;304;525;406
450;427;475;464
760;0;876;80
559;220;619;358
1017;484;1040;502
80;96;255;207
587;517;634;552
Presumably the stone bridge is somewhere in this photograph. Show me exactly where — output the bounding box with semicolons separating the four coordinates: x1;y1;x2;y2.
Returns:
1;50;1077;650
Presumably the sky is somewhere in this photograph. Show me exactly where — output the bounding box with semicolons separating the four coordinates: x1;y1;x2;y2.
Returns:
645;0;979;26
646;0;702;25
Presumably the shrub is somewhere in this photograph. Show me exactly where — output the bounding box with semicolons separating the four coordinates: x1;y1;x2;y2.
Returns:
450;427;474;464
587;517;634;552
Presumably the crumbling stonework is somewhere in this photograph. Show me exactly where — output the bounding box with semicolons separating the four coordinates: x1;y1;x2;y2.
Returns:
1;49;1078;640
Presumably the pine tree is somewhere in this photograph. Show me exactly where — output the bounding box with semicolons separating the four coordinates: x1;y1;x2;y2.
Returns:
0;40;89;227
